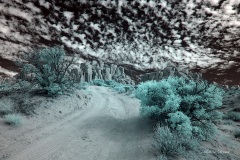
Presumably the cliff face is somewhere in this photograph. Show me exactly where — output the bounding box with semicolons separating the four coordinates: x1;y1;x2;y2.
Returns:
68;60;135;85
0;0;240;86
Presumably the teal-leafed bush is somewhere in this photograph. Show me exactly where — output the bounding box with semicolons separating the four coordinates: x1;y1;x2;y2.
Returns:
91;79;135;94
18;47;77;96
135;79;181;121
167;111;193;137
104;80;117;86
4;114;23;126
44;83;63;97
123;84;135;92
113;83;126;93
91;79;107;86
78;82;89;90
135;76;225;140
112;83;135;93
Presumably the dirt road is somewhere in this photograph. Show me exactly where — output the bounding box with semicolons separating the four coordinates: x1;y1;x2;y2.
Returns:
4;86;155;160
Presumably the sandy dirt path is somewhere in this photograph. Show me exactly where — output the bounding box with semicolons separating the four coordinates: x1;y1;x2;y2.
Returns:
4;86;155;160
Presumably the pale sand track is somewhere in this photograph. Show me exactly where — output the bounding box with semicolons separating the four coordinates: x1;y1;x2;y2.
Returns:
2;86;155;160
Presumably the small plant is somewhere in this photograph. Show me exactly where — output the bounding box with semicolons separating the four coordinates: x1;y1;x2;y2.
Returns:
14;97;36;116
123;84;135;92
111;83;134;93
113;84;126;93
153;124;200;158
4;114;23;126
0;100;13;115
224;111;240;122
90;79;135;94
91;79;106;86
0;78;37;96
192;121;218;141
0;80;20;96
105;80;117;87
0;80;13;96
158;155;168;160
222;119;234;125
78;82;89;90
129;93;136;98
234;129;240;139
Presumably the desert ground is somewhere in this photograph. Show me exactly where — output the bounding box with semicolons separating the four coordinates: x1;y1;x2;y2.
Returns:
0;86;155;160
0;85;240;160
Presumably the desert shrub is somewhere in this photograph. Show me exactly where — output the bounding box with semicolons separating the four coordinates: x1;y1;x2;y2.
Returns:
222;119;234;125
158;155;168;160
191;122;217;141
78;82;89;90
112;83;126;93
18;47;77;96
112;83;133;93
129;93;136;98
0;80;13;96
14;97;36;116
153;125;200;158
4;114;23;126
123;84;135;92
111;82;134;93
0;79;37;96
223;111;240;121
234;129;240;139
135;76;225;140
91;79;107;86
89;79;135;94
0;99;13;115
0;80;21;96
105;80;117;86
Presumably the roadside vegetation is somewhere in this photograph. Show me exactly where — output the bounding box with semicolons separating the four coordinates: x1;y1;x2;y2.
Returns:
4;113;23;126
0;46;135;126
0;47;80;126
134;76;227;159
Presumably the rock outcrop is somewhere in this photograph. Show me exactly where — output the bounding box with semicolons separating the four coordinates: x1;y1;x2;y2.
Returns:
69;60;134;85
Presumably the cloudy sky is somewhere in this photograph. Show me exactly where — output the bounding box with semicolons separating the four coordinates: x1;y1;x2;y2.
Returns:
0;0;239;85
